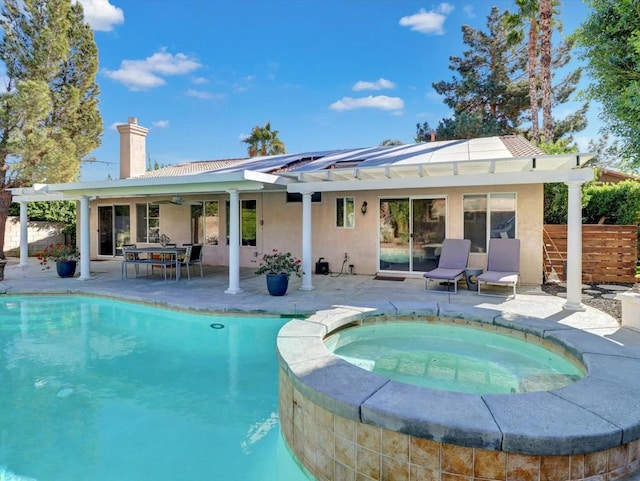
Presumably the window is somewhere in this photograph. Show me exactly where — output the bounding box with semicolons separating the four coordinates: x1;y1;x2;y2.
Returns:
225;199;257;246
135;203;160;243
336;197;355;228
463;193;516;253
191;201;219;245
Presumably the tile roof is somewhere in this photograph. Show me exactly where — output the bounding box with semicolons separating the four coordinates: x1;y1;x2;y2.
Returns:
499;135;545;157
135;159;246;178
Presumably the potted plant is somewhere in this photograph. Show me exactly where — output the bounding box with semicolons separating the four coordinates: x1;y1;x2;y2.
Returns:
255;249;302;296
38;243;80;278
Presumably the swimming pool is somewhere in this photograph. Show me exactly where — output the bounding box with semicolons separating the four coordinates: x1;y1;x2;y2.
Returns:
0;296;310;481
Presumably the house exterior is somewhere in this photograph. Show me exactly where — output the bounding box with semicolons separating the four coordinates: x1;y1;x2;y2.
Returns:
10;117;594;309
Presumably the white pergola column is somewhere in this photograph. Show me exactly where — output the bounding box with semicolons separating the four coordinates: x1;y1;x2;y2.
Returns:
19;201;29;267
300;191;314;291
78;196;91;280
225;189;242;294
564;181;585;311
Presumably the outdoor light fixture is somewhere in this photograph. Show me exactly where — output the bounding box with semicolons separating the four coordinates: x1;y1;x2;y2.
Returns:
361;201;368;215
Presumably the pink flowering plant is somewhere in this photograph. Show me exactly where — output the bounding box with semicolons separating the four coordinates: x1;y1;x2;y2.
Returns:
255;249;302;278
37;243;80;270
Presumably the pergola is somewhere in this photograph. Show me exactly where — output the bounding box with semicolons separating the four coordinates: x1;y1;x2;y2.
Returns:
10;138;594;310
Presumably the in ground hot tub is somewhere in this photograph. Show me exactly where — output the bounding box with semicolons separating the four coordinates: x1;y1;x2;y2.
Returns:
277;308;640;481
324;320;585;394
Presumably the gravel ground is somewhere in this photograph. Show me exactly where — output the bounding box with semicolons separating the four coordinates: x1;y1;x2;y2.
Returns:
540;282;634;324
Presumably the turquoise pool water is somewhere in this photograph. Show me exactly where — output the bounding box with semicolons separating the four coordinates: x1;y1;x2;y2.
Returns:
0;296;310;481
325;321;585;394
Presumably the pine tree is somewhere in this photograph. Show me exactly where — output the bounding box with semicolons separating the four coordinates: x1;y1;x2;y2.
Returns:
427;5;587;146
431;7;529;140
0;0;102;258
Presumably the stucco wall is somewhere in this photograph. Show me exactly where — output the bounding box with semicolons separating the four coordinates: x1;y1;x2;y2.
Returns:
88;184;543;285
3;216;65;256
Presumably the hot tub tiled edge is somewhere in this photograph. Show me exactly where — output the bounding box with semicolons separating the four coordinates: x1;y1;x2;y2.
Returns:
276;303;640;465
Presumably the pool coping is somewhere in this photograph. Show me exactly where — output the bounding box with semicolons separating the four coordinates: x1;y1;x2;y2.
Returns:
276;302;640;456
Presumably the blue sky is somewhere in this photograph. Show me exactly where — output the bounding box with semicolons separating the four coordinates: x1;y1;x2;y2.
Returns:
77;0;595;181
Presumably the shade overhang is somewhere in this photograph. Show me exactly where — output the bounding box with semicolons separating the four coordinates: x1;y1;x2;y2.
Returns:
10;170;292;202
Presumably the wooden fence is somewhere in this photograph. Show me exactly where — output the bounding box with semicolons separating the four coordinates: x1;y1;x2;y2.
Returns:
543;224;638;284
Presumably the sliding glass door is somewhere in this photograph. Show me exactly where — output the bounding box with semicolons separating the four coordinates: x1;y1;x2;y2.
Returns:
98;205;131;256
379;197;446;273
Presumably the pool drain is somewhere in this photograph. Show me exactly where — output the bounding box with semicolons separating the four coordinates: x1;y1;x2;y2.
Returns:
210;323;225;329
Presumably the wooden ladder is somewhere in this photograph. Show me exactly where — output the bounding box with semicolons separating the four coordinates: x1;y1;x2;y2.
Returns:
543;227;564;283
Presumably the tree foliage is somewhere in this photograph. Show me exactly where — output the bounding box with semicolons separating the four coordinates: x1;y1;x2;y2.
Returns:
544;180;640;225
431;7;528;140
422;4;587;145
0;0;102;257
9;200;76;224
582;181;640;225
415;121;435;143
576;0;640;167
505;0;543;142
242;122;286;157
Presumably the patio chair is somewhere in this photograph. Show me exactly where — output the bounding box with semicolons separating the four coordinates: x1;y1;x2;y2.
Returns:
121;244;139;279
477;238;520;297
423;239;471;294
152;244;178;278
179;244;203;279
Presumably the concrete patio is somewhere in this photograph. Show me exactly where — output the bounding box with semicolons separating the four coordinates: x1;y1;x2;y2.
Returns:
0;256;632;336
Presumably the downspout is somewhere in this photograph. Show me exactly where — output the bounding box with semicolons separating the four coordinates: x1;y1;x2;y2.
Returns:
300;191;314;291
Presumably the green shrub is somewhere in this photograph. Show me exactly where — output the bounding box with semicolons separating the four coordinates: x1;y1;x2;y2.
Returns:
545;180;640;225
582;180;640;224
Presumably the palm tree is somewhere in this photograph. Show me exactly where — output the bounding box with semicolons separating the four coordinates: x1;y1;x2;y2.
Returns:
505;0;560;143
539;0;553;141
242;122;286;157
506;0;541;142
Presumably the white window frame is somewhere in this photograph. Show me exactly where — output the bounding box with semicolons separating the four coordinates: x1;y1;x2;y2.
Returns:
336;197;355;229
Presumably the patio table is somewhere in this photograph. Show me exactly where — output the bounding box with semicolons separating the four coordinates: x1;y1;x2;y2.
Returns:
122;246;187;282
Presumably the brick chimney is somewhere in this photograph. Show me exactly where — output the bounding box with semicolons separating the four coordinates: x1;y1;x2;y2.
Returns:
117;117;148;179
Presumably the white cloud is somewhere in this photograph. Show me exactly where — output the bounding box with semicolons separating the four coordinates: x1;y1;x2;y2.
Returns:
192;76;209;85
399;3;454;35
352;78;395;91
185;89;224;100
463;5;475;18
152;120;169;128
329;95;404;112
75;0;124;32
102;48;202;90
233;75;255;93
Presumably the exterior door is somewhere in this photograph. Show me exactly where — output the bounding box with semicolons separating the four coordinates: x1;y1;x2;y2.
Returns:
98;205;131;256
379;197;446;273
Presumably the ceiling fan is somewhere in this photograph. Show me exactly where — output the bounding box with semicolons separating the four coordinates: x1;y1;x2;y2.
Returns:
156;195;201;206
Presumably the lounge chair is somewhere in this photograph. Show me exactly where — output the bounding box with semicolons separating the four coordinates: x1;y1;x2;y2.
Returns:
477;238;520;297
423;239;471;294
